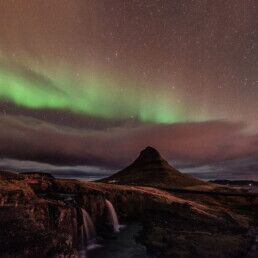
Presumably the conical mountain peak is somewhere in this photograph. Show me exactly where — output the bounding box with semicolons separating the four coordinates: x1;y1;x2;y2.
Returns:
135;146;162;163
101;146;206;188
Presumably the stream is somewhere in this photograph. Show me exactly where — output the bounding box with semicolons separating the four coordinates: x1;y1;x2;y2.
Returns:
246;228;258;258
89;224;149;258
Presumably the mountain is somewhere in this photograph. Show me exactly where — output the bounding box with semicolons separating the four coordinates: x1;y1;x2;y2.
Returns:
101;146;207;188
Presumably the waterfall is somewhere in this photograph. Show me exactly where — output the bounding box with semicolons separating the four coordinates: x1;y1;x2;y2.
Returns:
59;209;66;223
15;194;19;207
80;208;99;250
72;208;78;248
0;196;4;206
30;207;35;217
105;199;121;232
1;196;7;207
81;208;96;241
78;249;87;258
72;207;100;256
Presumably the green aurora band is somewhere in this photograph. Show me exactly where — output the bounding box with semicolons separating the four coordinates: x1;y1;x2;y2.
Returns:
0;66;185;123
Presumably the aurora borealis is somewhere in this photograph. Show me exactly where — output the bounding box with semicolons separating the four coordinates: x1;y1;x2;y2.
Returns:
0;64;184;123
0;0;257;180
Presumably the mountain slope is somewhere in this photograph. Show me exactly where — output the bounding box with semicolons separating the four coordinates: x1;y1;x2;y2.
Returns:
101;146;207;188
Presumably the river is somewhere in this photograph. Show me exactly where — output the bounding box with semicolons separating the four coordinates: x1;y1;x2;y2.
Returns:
89;224;149;258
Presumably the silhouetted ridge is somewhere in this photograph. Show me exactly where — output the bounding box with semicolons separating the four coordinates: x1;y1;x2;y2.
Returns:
133;146;163;165
101;146;207;188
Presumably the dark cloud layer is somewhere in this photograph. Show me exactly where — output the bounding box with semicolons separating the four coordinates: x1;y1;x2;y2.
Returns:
0;158;110;180
0;101;127;130
181;157;258;181
0;115;257;173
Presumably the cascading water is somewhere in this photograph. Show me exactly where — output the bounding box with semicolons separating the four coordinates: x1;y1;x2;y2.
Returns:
81;208;96;241
72;208;78;249
30;207;35;217
78;247;87;258
80;208;100;251
105;199;122;232
15;194;19;207
0;196;5;206
59;209;66;224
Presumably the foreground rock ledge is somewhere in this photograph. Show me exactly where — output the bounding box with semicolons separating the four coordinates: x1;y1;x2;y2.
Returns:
0;170;257;258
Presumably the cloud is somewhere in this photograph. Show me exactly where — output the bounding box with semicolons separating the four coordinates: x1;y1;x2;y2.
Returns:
181;157;258;181
0;158;111;180
0;101;127;130
0;114;257;172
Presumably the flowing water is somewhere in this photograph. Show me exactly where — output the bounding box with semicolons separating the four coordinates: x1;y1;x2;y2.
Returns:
81;208;96;241
80;208;101;252
105;199;122;232
78;249;87;258
89;224;149;258
1;196;5;206
72;208;78;248
246;228;258;258
77;200;123;257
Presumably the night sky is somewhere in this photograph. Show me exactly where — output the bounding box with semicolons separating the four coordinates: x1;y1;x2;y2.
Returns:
0;0;257;180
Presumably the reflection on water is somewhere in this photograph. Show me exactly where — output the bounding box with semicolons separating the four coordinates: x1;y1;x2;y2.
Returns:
246;228;258;258
89;224;149;258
